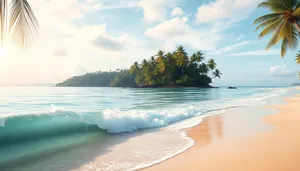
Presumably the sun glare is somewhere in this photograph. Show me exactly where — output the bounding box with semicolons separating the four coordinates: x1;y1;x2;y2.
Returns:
0;47;6;57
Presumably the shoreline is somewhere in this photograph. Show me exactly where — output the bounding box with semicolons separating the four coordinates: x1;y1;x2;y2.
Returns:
144;92;300;171
54;85;217;88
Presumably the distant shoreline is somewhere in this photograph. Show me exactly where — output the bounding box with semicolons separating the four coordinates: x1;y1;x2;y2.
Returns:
55;85;217;88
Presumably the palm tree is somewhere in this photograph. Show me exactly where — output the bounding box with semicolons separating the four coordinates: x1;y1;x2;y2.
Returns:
207;59;217;70
199;63;209;75
296;51;300;64
213;69;222;79
165;52;173;63
1;0;39;47
141;59;148;68
190;53;197;63
296;52;300;79
156;50;166;73
196;51;205;63
130;62;139;74
253;0;300;57
151;56;155;62
190;51;204;64
175;46;189;75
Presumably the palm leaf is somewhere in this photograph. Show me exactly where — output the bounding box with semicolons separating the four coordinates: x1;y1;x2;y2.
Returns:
0;0;7;45
275;20;297;57
292;7;300;17
255;16;281;31
258;1;289;12
295;2;300;9
296;53;300;64
281;37;288;57
292;0;300;7
275;0;291;10
282;22;298;50
266;18;288;50
9;0;39;48
258;17;283;38
253;13;282;24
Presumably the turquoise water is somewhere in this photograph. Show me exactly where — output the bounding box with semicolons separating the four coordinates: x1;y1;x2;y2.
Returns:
0;86;297;171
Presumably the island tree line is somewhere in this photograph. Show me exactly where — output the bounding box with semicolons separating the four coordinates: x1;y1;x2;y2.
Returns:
57;46;222;87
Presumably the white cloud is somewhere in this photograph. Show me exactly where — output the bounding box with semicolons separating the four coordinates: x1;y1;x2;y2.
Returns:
235;34;244;42
269;65;296;77
93;0;139;10
227;49;281;56
145;17;222;51
145;17;189;40
91;29;132;52
214;41;250;54
139;0;177;21
30;0;100;29
195;0;260;24
171;7;184;16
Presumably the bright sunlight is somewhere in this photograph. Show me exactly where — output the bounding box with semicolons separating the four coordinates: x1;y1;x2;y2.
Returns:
0;47;6;57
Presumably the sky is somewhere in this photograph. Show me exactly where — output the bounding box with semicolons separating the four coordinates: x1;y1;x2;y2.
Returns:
0;0;299;86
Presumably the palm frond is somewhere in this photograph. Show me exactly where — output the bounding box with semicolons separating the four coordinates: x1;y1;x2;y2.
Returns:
0;0;7;45
281;37;288;57
296;53;300;64
253;13;282;25
265;18;287;50
291;0;300;7
295;2;300;9
275;0;292;10
255;16;281;31
282;22;298;50
9;0;39;48
258;17;283;38
274;20;298;57
258;1;289;12
292;7;300;17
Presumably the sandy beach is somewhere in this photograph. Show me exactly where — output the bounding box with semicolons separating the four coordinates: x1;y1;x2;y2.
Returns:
144;92;300;171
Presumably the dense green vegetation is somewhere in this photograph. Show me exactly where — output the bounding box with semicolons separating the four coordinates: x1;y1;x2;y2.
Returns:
291;82;300;86
56;71;119;87
56;46;222;88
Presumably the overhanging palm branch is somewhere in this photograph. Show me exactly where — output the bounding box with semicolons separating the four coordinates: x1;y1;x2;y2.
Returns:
254;0;300;57
0;0;7;45
296;51;300;64
0;0;39;48
10;0;39;48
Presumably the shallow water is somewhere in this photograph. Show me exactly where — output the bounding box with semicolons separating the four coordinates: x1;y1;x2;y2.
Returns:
0;86;297;171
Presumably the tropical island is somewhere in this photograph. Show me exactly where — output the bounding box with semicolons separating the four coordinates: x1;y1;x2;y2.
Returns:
56;46;222;88
291;82;300;86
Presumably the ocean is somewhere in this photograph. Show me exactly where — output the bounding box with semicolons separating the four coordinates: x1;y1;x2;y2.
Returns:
0;86;298;171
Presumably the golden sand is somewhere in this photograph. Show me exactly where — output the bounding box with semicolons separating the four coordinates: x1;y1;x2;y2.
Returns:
144;95;300;171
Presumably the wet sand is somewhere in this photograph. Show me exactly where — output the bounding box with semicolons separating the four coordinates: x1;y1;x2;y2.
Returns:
144;94;300;171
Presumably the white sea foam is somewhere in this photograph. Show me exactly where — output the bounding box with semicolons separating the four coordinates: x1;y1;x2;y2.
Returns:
0;119;4;127
0;87;292;134
50;104;65;113
97;106;201;133
128;131;195;171
94;92;279;133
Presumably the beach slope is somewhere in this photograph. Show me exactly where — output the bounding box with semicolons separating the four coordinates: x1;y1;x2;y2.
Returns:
144;94;300;171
